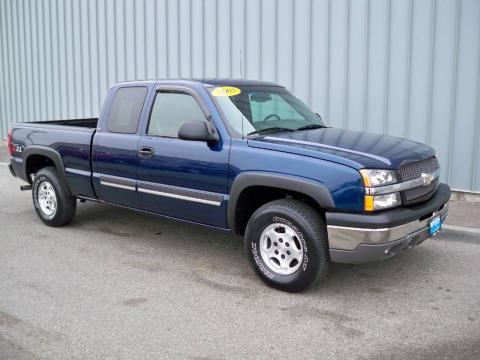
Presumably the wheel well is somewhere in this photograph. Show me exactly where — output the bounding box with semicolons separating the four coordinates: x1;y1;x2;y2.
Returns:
25;155;55;181
234;186;325;235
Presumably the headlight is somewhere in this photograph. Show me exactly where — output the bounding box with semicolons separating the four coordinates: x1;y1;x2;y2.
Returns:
359;169;397;187
364;192;401;211
360;169;400;211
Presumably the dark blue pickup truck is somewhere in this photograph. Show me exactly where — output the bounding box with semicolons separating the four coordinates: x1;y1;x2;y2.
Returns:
7;79;450;292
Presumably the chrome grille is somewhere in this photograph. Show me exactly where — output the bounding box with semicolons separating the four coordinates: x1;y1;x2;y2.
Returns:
397;157;439;205
397;157;439;181
403;178;439;202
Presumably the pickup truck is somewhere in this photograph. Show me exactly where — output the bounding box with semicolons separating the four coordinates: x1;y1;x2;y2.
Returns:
7;79;450;292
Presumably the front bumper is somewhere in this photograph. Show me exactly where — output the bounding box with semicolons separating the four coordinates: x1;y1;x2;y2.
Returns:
327;183;451;264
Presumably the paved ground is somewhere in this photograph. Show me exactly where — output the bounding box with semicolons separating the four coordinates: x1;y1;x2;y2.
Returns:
444;199;480;230
1;166;480;359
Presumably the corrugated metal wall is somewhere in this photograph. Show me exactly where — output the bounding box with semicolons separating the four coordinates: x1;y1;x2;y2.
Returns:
0;0;479;191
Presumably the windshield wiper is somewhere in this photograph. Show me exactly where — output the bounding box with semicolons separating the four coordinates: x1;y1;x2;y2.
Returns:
247;127;294;136
295;124;327;131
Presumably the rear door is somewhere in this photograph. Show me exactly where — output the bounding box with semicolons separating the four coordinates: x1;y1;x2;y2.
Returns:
136;85;229;228
92;86;149;208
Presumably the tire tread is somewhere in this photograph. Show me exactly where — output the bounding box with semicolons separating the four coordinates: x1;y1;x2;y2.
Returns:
32;167;76;227
245;199;329;292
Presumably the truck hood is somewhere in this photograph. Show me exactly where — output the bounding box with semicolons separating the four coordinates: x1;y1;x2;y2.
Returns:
248;128;435;169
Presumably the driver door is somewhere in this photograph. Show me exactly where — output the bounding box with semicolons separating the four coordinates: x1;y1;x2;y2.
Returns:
136;87;229;228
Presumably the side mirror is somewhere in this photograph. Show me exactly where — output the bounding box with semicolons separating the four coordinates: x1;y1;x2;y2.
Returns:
178;121;218;143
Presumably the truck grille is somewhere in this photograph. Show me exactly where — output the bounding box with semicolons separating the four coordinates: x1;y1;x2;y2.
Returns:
397;157;439;205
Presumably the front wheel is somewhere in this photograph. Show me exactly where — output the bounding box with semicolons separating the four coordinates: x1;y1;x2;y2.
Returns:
32;167;77;227
245;199;329;292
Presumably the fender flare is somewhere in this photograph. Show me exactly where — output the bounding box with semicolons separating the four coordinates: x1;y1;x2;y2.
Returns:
22;146;66;182
227;171;335;232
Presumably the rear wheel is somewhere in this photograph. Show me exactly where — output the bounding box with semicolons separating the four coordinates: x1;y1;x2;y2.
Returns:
32;167;76;227
245;199;329;292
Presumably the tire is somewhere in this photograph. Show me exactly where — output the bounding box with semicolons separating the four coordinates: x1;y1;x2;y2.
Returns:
32;167;77;227
245;199;329;292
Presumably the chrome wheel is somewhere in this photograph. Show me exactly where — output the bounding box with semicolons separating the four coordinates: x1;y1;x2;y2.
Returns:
37;181;57;217
259;223;304;275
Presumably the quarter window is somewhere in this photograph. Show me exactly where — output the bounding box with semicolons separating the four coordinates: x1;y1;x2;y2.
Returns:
148;92;206;138
106;87;147;134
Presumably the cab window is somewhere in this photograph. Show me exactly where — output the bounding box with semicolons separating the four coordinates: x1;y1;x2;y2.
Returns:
106;87;148;134
148;92;206;138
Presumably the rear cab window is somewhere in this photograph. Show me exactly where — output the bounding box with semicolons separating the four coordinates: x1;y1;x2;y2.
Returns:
106;87;148;134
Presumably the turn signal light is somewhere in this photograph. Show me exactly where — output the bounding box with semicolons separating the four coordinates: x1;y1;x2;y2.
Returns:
364;195;375;211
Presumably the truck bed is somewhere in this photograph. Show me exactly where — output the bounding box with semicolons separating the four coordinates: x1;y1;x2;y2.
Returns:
18;118;98;129
10;118;98;198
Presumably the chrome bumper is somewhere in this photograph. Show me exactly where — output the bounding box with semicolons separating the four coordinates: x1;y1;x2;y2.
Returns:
327;201;449;264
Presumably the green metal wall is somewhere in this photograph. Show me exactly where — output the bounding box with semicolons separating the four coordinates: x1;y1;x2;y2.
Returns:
0;0;479;190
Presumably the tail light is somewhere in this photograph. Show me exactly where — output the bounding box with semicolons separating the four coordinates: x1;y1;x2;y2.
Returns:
7;128;15;156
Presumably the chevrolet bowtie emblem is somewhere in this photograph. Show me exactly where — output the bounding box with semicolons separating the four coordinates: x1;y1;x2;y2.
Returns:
421;172;434;186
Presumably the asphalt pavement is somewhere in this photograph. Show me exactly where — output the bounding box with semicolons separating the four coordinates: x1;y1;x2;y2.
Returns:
1;165;480;359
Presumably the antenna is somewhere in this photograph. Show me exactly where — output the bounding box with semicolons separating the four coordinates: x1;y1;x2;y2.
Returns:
240;50;244;80
240;50;245;139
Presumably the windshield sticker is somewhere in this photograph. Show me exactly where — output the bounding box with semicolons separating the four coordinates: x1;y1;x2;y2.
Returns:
210;86;241;97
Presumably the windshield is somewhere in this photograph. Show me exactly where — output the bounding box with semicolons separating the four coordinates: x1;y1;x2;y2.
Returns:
208;85;325;136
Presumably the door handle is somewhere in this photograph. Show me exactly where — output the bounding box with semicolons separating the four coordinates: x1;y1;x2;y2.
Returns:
138;146;154;158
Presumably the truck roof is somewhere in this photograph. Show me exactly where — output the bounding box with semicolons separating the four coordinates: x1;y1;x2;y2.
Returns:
195;79;282;87
114;79;282;88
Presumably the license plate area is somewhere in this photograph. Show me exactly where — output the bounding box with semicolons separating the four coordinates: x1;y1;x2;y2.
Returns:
429;215;441;236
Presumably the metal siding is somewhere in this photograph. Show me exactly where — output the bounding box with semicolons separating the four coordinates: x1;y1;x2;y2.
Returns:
0;0;479;191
